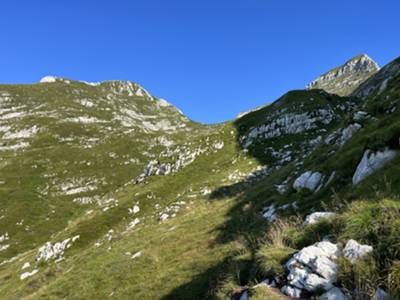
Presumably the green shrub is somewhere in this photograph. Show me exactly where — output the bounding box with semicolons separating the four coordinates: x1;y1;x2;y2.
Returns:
255;245;295;279
286;218;341;249
337;256;380;300
340;199;400;267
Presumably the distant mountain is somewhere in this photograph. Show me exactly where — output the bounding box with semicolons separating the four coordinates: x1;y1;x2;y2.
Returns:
306;54;379;96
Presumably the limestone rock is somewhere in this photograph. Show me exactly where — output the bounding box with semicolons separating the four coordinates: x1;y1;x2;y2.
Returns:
36;235;80;262
352;148;397;184
304;212;336;225
284;241;341;293
343;239;373;264
293;171;323;192
20;269;38;280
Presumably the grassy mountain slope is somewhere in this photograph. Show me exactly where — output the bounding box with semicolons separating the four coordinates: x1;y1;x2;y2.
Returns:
0;55;399;299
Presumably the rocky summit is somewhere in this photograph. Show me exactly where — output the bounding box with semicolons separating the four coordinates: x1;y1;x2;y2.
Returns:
306;54;380;96
0;54;400;300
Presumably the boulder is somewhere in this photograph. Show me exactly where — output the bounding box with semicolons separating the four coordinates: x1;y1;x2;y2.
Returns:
293;171;323;192
343;239;373;264
352;148;397;184
284;241;341;293
304;212;336;225
319;287;348;300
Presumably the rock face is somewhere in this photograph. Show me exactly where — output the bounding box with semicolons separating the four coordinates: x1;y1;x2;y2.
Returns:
284;241;341;294
242;109;335;148
303;212;336;225
293;171;323;192
352;148;397;184
307;54;379;96
343;239;373;264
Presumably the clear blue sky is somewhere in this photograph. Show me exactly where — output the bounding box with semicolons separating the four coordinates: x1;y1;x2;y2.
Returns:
1;1;399;123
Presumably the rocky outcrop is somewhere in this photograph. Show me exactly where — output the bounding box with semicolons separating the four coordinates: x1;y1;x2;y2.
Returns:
280;239;375;298
135;148;206;183
343;239;373;264
352;148;397;184
303;212;336;225
242;110;335;148
282;241;341;296
307;54;379;96
36;235;80;262
293;171;323;192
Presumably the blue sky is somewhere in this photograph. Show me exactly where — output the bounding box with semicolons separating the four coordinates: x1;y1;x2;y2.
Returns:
1;1;399;123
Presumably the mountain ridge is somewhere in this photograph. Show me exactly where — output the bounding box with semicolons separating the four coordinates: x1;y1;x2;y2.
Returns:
306;54;380;96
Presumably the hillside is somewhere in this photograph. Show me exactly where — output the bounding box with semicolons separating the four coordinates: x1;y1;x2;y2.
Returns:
0;55;399;300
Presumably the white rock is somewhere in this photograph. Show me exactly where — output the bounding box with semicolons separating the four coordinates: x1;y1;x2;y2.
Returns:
40;76;58;83
0;232;9;243
131;251;142;259
21;262;30;270
159;213;169;222
36;235;80;262
352;148;397;184
343;239;373;264
128;218;140;229
338;123;362;146
281;285;302;298
319;287;348;300
285;241;341;292
0;244;10;252
213;141;224;150
20;269;38;280
293;171;323;192
304;212;336;225
128;205;140;214
262;204;276;222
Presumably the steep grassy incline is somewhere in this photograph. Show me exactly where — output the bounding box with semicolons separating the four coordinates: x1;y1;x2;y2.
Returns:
0;77;211;262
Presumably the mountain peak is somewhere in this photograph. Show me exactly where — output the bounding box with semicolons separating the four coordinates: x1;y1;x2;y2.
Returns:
306;54;379;96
